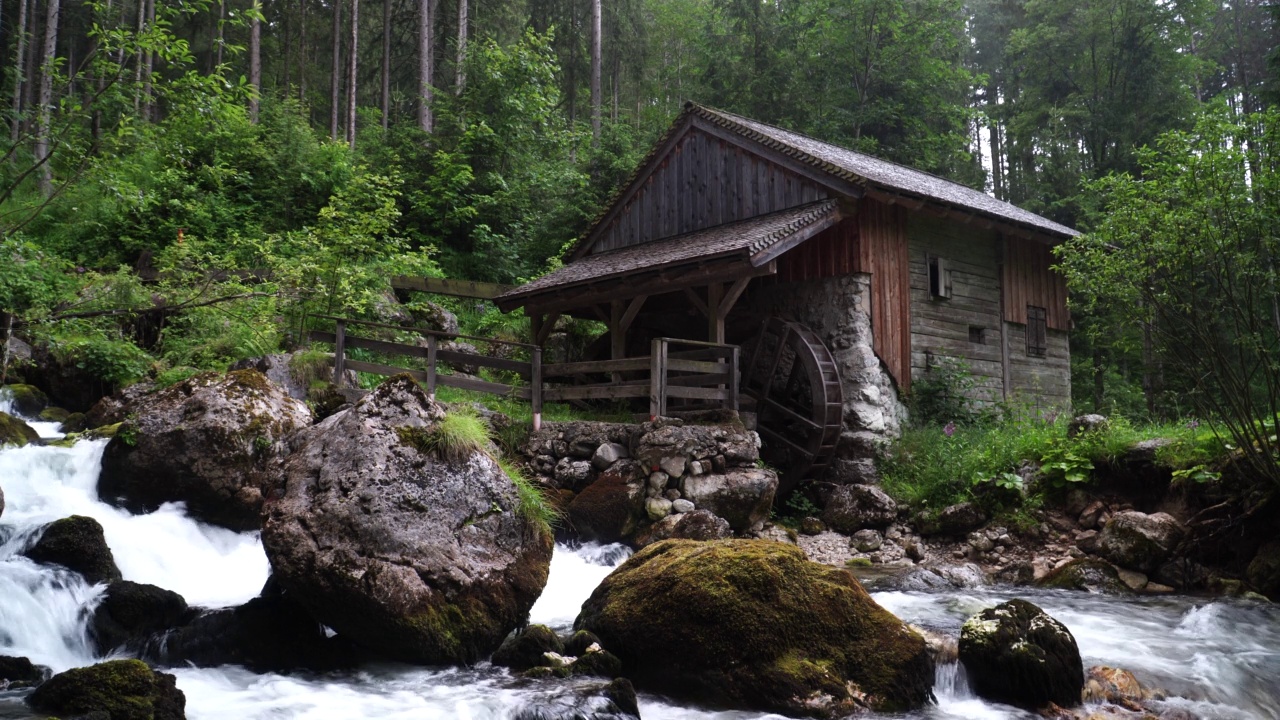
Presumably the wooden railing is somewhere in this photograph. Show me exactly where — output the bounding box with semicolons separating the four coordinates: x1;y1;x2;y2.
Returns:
309;316;739;428
308;315;545;429
542;338;739;417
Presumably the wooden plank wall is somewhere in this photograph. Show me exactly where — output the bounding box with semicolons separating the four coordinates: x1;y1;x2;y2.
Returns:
907;214;1005;404
773;217;861;283
1005;324;1072;408
1003;237;1070;330
591;126;829;254
860;198;912;392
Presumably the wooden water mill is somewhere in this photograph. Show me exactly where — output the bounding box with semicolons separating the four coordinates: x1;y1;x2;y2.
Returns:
740;317;844;496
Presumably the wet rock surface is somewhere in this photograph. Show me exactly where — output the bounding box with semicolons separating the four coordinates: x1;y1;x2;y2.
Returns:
0;411;38;448
22;515;121;585
0;655;46;690
575;538;933;717
261;375;553;664
959;599;1084;710
821;484;898;532
1097;511;1185;575
90;581;190;654
98;370;312;531
26;659;186;720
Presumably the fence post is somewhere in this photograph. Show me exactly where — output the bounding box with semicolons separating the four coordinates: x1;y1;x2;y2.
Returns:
648;338;669;418
426;334;438;400
531;346;543;432
728;345;740;412
333;320;347;386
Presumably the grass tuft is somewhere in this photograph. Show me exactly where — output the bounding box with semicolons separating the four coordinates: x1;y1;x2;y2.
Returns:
399;409;492;461
500;458;560;532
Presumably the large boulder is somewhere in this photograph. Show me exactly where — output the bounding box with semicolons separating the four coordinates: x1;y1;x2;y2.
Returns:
633;509;732;547
261;375;553;664
566;462;646;543
98;370;312;530
26;659;186;720
821;484;898;533
680;468;777;533
1;383;47;416
228;351;358;402
492;624;565;671
0;655;46;689
511;678;640;720
575;539;933;717
1037;559;1132;595
83;382;157;429
1096;511;1186;574
0;411;38;447
958;599;1084;710
918;501;988;537
23;515;122;585
1247;539;1280;600
90;581;191;654
144;584;355;672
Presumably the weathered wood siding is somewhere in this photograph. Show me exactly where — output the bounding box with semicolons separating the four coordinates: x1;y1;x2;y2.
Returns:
774;217;860;284
1005;324;1071;409
1003;237;1070;330
861;199;911;392
907;214;1004;404
588;126;829;255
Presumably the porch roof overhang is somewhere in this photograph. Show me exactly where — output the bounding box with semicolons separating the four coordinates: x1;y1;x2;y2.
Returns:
496;200;842;314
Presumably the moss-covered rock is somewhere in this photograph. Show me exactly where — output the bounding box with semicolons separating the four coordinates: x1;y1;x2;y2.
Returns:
90;581;190;654
38;406;71;423
958;599;1083;710
26;659;185;720
2;383;48;416
570;645;623;678
574;539;934;717
491;624;565;671
1037;558;1133;595
59;411;89;433
0;411;38;447
23;515;122;584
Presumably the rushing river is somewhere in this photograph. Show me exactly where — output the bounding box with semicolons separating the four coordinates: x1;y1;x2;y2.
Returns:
0;396;1278;719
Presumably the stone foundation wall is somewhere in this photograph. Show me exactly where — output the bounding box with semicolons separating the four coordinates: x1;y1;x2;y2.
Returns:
748;273;907;480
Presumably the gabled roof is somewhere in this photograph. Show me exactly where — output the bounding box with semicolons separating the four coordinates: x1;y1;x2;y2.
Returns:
496;201;840;311
567;102;1076;261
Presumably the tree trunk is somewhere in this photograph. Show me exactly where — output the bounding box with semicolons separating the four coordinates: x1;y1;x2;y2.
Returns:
283;0;292;91
299;0;307;101
142;0;154;120
454;0;466;95
34;0;58;197
590;0;601;146
249;0;261;122
380;0;390;131
10;0;29;144
215;0;225;67
330;0;342;140
347;0;358;148
417;0;433;132
22;0;37;133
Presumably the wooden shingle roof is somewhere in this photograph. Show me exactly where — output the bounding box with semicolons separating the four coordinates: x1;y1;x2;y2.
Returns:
497;200;840;310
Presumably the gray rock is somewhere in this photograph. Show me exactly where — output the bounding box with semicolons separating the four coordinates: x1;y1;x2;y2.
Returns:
921;502;988;536
688;460;705;475
1078;501;1107;530
646;497;673;521
1076;529;1100;554
827;456;879;485
566;462;646;544
229;352;358;401
647;472;669;493
554;457;593;489
592;442;628;469
851;529;883;552
260;376;552;663
821;484;898;533
1097;511;1186;574
663;488;681;501
0;484;4;520
658;456;687;478
634;509;732;547
671;499;695;514
98;370;312;531
22;516;122;585
1067;414;1109;438
1247;539;1280;600
681;468;778;532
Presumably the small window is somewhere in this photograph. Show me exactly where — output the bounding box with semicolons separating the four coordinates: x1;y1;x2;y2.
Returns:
1026;305;1047;358
969;326;985;344
928;256;951;299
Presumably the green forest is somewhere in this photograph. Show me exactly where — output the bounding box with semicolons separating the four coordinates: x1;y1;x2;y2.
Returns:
0;0;1277;436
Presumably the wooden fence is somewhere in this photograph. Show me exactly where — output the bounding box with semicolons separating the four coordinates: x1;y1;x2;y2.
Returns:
309;317;740;428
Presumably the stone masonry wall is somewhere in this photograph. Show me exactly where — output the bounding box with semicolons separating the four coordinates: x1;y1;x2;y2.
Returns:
749;273;907;482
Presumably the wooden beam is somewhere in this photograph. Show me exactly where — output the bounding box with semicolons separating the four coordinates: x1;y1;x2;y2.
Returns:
610;300;626;361
683;287;709;317
717;276;751;321
748;209;843;266
619;295;647;333
534;311;561;346
707;282;724;344
391;275;512;299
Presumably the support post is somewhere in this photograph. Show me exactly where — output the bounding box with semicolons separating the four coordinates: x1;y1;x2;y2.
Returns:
426;334;438;399
728;345;740;412
531;345;542;431
649;337;668;418
707;282;724;344
333;320;347;386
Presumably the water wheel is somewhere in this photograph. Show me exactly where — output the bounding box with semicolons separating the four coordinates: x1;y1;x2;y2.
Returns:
740;317;843;496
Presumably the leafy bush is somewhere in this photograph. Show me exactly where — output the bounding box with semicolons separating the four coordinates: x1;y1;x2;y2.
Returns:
907;356;979;427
